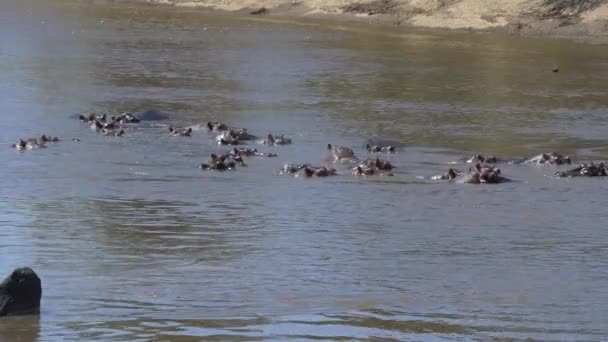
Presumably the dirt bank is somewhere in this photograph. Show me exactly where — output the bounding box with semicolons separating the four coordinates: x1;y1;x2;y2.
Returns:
105;0;608;42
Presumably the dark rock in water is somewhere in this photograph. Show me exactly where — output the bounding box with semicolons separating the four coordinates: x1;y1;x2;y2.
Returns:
133;109;169;121
0;268;41;317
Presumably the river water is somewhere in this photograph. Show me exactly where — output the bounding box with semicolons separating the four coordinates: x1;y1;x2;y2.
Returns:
1;1;608;340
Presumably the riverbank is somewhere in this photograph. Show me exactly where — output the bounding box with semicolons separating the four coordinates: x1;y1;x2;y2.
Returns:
98;0;608;43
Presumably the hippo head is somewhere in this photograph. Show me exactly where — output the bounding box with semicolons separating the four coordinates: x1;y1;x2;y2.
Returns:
303;167;314;177
474;162;483;173
447;168;457;181
0;268;41;317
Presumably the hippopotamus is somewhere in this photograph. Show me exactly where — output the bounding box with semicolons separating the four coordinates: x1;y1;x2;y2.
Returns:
216;129;257;144
454;163;510;184
327;144;358;163
352;158;394;176
216;131;241;145
0;267;41;317
554;162;607;178
430;168;461;181
133;109;169;121
280;163;309;175
78;113;107;123
295;166;336;178
169;127;192;137
37;135;60;144
229;147;277;158
115;112;140;123
231;129;257;141
11;139;45;150
523;152;571;165
199;153;246;171
206;121;229;131
260;134;292;146
277;163;335;177
466;154;499;164
366;144;395;153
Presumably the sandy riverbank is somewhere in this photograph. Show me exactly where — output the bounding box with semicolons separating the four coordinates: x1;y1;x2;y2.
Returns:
99;0;608;43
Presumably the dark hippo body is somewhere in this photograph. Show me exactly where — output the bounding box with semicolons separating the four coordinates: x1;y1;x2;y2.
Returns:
260;134;292;146
169;127;192;137
364;138;405;149
229;148;277;158
206;122;229;131
522;152;571;165
367;144;395;153
279;163;336;177
352;157;394;176
133;109;170;121
199;153;246;171
327;144;358;163
0;268;41;317
555;162;607;178
455;163;510;184
464;154;526;164
431;168;461;181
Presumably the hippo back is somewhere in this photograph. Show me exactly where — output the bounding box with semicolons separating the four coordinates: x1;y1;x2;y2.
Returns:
133;109;170;121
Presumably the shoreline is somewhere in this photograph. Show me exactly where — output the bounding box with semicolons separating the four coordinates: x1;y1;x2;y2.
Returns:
86;0;608;44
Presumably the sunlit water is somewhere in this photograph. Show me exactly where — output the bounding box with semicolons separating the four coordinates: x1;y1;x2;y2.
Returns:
1;1;608;340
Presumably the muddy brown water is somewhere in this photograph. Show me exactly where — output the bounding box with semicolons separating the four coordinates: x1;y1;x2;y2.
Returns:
1;0;608;340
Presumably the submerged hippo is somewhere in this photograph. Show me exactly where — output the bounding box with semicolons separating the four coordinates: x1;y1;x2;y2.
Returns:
78;113;107;123
555;162;607;178
366;144;395;153
216;129;257;145
327;144;357;163
297;166;336;178
523;152;571;165
133;109;169;121
169;127;192;137
0;267;41;317
115;112;140;123
229;147;277;158
459;163;510;184
260;134;292;146
11;139;46;150
466;154;499;164
37;135;60;144
435;163;510;184
199;153;246;171
352;157;394;176
206;121;229;131
278;163;336;177
430;168;461;181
